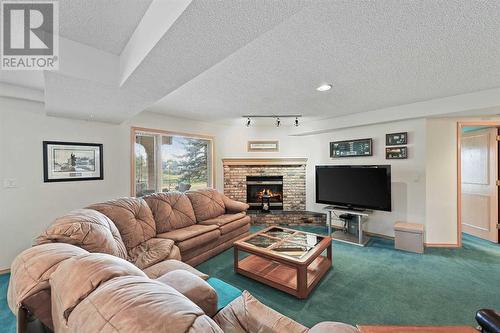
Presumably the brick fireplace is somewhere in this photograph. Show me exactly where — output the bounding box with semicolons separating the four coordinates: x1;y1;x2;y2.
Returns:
223;158;307;211
223;158;325;225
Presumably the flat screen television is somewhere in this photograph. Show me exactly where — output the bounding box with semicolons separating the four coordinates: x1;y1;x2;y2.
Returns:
315;165;392;211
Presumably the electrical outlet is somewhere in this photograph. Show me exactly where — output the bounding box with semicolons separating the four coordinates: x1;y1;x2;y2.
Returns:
3;178;18;188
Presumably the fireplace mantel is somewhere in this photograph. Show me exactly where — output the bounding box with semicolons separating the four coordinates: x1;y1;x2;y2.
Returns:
222;158;307;166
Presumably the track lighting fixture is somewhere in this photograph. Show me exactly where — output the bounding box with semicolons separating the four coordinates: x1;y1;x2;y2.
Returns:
241;115;302;127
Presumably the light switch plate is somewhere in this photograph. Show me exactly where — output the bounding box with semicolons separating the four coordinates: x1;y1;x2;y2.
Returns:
3;178;18;188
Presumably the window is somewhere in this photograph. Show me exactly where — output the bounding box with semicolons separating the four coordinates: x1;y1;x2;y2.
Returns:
132;128;214;197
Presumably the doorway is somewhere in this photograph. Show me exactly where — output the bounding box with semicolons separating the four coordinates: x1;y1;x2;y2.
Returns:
458;122;500;244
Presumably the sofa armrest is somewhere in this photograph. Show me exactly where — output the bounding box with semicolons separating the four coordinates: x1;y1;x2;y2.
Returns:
309;322;360;333
222;195;250;213
214;290;308;333
156;270;218;317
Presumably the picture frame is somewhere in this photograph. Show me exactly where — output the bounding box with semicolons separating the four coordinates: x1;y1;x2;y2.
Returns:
247;140;279;152
386;132;408;146
43;141;103;182
330;138;373;158
385;146;408;159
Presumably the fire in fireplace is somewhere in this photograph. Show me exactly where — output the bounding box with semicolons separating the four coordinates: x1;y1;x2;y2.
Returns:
246;176;283;210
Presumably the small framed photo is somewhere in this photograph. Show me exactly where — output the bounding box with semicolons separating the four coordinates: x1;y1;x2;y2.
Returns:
386;146;408;159
247;140;279;152
386;132;408;146
43;141;103;182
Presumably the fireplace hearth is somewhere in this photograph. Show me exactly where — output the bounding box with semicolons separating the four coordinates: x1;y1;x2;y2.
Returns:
246;176;283;210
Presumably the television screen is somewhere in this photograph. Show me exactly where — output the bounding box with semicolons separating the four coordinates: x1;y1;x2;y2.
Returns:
315;165;391;211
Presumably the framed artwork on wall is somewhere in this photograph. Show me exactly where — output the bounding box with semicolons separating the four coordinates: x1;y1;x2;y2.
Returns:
43;141;103;182
330;138;372;158
386;132;408;146
385;146;408;159
247;140;279;152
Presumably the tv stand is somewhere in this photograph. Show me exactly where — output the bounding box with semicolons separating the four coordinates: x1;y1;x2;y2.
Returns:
323;206;371;246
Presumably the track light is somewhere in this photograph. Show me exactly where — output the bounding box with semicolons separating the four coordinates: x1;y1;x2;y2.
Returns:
276;117;281;127
246;117;251;127
294;117;299;127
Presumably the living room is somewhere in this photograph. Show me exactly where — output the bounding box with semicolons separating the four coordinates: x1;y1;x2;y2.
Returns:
1;1;499;333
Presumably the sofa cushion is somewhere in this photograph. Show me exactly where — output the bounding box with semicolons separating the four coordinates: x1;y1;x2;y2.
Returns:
143;192;196;233
144;259;209;280
35;209;127;259
186;189;226;221
199;212;246;227
219;216;251;235
50;253;146;323
56;276;223;333
156;270;218;317
87;197;156;250
214;290;308;333
157;224;218;242
127;238;176;270
7;243;88;314
176;229;221;252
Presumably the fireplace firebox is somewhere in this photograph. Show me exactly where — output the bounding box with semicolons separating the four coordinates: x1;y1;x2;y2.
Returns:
246;176;283;211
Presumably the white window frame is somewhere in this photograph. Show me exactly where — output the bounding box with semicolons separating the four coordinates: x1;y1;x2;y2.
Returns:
130;127;215;196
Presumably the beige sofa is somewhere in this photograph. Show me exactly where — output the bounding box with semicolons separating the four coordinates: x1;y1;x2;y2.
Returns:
13;188;249;330
8;244;359;333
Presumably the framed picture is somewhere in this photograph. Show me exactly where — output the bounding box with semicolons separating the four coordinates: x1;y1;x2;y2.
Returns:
247;140;279;152
386;146;408;159
386;132;408;146
43;141;103;182
330;138;372;158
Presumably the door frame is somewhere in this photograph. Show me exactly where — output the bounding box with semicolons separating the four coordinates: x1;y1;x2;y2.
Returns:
457;121;500;246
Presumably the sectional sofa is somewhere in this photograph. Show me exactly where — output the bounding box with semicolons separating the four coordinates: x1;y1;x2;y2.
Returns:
9;189;250;330
7;188;361;332
9;243;359;333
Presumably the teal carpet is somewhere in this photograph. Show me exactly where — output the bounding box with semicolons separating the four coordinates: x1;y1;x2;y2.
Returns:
0;227;498;331
1;273;15;333
197;226;500;328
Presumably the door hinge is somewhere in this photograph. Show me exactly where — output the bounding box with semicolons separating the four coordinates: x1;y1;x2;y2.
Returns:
496;135;500;141
496;180;500;186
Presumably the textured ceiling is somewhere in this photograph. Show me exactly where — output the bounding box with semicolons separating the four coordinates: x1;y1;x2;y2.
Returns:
45;0;308;122
59;0;153;55
3;0;500;125
148;0;500;121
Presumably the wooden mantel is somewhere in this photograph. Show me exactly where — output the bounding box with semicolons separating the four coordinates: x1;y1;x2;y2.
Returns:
222;158;307;166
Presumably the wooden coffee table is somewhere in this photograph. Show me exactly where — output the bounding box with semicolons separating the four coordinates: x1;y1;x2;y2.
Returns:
233;226;332;299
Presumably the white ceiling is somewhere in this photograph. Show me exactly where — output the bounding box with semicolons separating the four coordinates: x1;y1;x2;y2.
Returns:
149;0;500;122
59;0;153;55
1;0;500;127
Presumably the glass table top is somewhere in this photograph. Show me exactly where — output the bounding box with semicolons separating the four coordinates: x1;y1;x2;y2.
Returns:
240;227;325;259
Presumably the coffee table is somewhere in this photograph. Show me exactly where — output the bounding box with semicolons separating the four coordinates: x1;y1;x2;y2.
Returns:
233;226;332;299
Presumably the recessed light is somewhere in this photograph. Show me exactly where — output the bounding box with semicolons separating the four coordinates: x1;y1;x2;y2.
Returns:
316;84;332;92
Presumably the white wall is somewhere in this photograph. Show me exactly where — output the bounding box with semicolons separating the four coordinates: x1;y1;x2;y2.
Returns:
0;99;223;269
305;119;427;238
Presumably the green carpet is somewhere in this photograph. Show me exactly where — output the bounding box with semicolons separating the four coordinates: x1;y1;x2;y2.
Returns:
196;226;500;328
0;227;498;331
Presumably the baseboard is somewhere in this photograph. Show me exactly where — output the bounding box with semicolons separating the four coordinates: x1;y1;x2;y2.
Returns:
365;231;394;240
425;243;460;248
365;232;461;248
0;267;10;275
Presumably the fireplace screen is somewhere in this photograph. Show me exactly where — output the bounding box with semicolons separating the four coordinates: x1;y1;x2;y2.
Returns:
246;176;283;210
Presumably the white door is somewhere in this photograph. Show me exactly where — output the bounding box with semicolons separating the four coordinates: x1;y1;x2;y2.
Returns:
461;127;499;242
